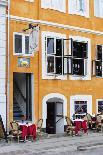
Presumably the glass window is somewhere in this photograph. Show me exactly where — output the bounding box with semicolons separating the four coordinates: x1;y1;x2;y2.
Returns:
94;0;103;18
47;56;55;73
74;101;87;116
47;38;54;54
95;45;103;77
46;37;63;75
98;101;103;113
15;34;22;53
14;34;30;55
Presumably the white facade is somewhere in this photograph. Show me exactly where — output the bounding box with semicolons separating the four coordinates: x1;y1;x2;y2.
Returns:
0;0;7;129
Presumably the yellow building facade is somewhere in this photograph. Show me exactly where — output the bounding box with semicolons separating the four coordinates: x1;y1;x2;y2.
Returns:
8;0;103;133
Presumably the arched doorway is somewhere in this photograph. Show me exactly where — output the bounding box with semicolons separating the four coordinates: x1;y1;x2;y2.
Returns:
42;93;67;134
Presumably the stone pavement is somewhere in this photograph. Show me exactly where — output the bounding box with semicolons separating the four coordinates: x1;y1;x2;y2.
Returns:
0;132;103;155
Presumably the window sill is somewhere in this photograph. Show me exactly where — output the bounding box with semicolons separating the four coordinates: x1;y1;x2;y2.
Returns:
14;53;34;57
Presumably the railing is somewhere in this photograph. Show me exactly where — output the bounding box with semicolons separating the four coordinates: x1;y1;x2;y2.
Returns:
56;116;64;124
13;80;26;115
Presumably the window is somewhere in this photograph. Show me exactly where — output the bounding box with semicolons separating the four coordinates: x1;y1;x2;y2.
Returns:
64;36;91;80
42;31;66;80
92;45;103;77
46;37;62;75
97;100;103;113
74;101;87;118
14;33;31;55
94;0;103;18
69;0;89;17
70;95;92;119
41;0;66;12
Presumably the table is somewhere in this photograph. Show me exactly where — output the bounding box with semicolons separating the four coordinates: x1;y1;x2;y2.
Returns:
73;119;88;134
18;123;36;141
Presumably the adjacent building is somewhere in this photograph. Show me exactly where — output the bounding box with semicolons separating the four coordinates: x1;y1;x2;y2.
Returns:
7;0;103;134
0;0;7;128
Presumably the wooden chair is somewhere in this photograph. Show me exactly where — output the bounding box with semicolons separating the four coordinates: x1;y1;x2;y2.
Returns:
36;119;43;137
96;115;102;132
9;121;22;143
65;116;75;136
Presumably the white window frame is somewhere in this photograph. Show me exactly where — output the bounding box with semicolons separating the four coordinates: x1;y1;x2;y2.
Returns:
13;32;33;56
70;95;92;119
42;31;67;80
94;0;103;18
68;0;89;18
69;35;91;80
41;0;66;13
96;99;103;114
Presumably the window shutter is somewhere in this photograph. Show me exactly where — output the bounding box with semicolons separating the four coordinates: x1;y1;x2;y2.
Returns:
92;60;96;76
63;57;72;75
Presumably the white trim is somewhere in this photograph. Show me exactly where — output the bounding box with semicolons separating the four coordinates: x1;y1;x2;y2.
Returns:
42;31;67;80
9;15;103;36
69;35;91;80
70;95;92;119
42;93;67;128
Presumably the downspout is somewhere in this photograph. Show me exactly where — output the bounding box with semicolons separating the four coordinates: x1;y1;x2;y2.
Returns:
7;0;10;131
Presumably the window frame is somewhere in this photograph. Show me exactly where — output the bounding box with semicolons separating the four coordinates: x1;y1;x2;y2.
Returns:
69;36;91;80
96;99;103;114
42;31;66;80
70;95;92;119
13;32;33;56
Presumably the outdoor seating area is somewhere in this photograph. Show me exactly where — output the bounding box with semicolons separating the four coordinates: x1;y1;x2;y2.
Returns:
65;112;103;137
8;119;43;143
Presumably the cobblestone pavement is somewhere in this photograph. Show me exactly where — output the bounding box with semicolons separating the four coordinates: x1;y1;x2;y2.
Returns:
0;132;103;155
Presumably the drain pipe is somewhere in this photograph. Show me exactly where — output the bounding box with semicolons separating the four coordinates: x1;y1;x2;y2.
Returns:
7;0;10;132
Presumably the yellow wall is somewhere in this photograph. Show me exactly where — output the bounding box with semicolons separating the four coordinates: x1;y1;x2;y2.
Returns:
8;0;103;123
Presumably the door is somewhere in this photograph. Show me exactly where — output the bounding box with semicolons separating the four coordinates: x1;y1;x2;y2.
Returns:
46;102;56;134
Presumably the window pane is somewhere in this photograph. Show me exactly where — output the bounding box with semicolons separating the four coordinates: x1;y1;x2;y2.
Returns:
73;58;84;75
73;41;87;58
15;34;22;53
55;57;62;74
97;45;102;60
56;39;62;56
47;38;54;54
74;101;87;118
25;36;29;54
47;56;54;73
95;60;102;77
98;101;103;113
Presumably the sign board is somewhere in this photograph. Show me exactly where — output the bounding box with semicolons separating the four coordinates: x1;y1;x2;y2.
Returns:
18;58;30;67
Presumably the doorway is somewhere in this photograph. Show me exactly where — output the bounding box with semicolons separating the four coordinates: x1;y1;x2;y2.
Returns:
46;100;63;134
13;73;33;121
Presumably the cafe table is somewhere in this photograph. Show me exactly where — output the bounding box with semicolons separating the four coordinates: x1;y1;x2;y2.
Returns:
18;122;36;141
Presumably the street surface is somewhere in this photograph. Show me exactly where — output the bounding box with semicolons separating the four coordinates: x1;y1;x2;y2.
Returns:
0;132;103;155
